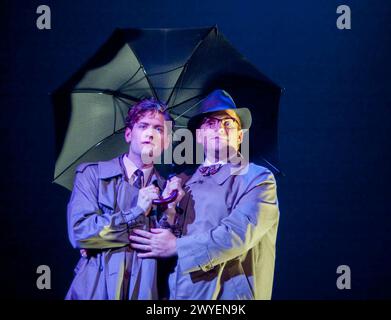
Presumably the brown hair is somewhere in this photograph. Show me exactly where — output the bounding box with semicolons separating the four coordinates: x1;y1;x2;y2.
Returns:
125;97;173;129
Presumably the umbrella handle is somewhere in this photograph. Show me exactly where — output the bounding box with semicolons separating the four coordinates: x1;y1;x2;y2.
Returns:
152;190;178;205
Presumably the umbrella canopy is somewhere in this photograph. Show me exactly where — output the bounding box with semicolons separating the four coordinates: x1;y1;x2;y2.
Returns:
52;26;282;190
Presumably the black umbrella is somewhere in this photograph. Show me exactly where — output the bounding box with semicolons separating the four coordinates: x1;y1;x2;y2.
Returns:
52;26;282;190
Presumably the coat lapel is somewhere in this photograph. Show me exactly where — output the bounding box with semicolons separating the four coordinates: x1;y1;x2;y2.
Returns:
97;156;125;209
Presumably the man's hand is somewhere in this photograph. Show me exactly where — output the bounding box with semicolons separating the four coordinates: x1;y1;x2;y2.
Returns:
129;228;177;258
137;185;160;215
162;176;185;209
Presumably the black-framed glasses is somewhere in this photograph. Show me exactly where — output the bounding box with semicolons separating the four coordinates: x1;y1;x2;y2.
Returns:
201;116;240;129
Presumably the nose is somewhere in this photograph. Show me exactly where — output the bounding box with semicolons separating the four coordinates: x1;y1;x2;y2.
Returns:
144;126;154;139
207;126;227;138
217;126;226;134
213;121;228;134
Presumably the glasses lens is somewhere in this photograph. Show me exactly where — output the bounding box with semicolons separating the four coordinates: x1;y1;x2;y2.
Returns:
223;119;236;128
202;117;238;129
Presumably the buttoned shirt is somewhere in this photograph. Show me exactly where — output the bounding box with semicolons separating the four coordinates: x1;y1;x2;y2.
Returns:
122;154;153;188
169;161;279;300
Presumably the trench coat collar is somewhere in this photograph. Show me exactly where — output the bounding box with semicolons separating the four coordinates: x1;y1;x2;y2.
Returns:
98;154;165;189
98;156;124;179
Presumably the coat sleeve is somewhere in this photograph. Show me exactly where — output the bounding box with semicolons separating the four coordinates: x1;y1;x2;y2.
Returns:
176;169;279;273
67;165;145;249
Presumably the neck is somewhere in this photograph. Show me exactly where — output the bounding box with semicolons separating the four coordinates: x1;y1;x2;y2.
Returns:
204;147;240;164
126;151;153;169
204;150;227;164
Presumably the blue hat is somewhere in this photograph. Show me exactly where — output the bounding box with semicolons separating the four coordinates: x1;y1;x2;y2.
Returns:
188;89;252;130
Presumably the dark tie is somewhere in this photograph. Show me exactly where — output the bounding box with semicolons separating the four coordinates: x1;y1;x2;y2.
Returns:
133;169;144;189
199;163;223;176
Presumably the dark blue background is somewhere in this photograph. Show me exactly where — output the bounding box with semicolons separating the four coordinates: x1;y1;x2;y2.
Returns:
1;0;390;299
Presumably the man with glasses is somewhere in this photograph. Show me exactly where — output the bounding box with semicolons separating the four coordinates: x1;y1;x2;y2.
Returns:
129;90;280;300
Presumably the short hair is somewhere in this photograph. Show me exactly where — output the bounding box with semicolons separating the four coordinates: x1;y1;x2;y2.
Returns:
125;97;173;129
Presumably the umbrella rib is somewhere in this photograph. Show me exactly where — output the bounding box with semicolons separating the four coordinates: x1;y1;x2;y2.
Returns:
141;67;158;100
168;63;188;109
125;44;159;100
118;66;143;92
119;76;151;90
165;94;205;120
114;95;138;129
117;99;128;123
122;65;186;101
172;103;200;121
113;96;117;133
119;67;164;92
170;113;191;123
72;88;140;102
54;129;125;182
115;95;134;107
112;97;129;131
146;65;184;77
167;26;216;106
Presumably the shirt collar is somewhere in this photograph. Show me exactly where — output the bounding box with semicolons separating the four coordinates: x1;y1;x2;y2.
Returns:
97;155;165;189
203;158;227;166
187;155;249;186
122;153;154;183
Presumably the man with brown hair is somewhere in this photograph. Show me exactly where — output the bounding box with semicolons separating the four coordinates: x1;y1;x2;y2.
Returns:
65;98;184;300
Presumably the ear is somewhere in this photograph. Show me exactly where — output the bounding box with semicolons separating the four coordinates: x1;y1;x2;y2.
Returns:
125;127;132;143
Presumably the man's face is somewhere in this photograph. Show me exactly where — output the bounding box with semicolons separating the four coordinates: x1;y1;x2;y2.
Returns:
125;111;171;164
196;110;243;158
